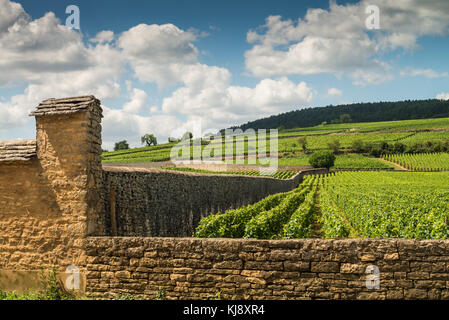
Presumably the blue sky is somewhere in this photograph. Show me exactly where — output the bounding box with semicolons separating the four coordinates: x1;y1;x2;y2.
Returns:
1;0;448;149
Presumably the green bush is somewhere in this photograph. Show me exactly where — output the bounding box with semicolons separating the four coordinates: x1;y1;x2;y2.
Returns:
309;150;335;169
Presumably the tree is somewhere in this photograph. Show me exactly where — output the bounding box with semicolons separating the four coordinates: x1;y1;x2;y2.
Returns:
141;134;157;146
339;113;352;123
298;136;308;151
168;137;179;143
181;132;193;141
309;150;336;169
327;139;341;154
114;140;129;151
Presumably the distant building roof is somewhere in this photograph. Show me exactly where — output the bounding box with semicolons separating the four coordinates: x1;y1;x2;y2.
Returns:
0;139;37;162
29;95;100;117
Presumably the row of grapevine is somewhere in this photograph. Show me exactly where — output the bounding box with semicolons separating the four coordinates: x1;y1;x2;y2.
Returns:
195;175;319;239
383;152;449;171
319;172;449;239
282;178;321;239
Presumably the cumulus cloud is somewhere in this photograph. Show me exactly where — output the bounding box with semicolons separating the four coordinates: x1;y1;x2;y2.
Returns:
118;23;199;87
245;0;449;81
0;0;125;129
0;0;28;33
436;93;449;100
123;88;149;114
162;71;314;129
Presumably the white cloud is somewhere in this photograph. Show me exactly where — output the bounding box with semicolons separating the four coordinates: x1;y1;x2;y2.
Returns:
118;23;199;87
123;88;149;114
400;68;448;78
327;88;342;97
90;30;114;44
0;0;28;33
162;70;314;129
245;0;449;82
436;93;449;100
101;105;195;149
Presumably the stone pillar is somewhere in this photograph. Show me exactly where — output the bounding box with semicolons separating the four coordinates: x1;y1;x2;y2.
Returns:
30;96;104;267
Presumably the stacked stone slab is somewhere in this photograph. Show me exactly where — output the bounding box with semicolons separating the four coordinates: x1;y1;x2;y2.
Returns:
29;95;101;116
0;139;36;162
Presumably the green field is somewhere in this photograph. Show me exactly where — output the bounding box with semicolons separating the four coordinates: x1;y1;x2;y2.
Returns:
102;117;449;166
279;153;396;170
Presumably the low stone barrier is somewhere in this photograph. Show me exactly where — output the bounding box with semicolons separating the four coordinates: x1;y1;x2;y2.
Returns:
85;237;449;300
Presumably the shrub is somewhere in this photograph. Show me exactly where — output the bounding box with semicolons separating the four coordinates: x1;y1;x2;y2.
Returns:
351;139;364;153
309;150;335;169
327;139;341;154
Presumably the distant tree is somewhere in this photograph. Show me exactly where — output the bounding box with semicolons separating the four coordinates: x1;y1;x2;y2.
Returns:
101;149;109;153
277;125;286;131
181;132;193;141
309;150;335;169
114;140;129;151
141;134;157;146
339;113;352;123
298;136;308;151
327;139;341;154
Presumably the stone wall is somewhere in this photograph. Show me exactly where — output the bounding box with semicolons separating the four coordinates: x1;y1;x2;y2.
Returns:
100;167;327;237
0;97;103;289
85;237;449;300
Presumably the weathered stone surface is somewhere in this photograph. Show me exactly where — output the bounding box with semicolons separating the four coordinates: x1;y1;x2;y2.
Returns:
83;238;449;300
0;96;103;292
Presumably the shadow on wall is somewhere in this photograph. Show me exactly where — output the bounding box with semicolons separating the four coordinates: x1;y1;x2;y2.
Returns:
100;167;327;238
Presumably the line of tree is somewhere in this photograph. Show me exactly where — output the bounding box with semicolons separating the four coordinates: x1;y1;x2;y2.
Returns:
233;99;449;131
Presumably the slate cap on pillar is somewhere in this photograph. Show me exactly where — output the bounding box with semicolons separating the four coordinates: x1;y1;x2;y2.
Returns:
0;139;37;162
29;95;102;117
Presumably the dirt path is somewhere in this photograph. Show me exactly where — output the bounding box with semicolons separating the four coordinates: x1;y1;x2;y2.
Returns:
378;158;409;171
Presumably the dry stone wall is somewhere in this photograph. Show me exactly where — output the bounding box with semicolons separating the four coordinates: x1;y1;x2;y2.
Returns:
100;168;326;237
85;237;449;300
0;96;103;284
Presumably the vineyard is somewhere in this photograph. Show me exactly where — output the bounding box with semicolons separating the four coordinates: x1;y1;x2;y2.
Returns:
279;153;396;170
383;153;449;171
195;172;449;240
319;172;449;239
102;116;449;165
195;175;320;239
